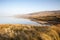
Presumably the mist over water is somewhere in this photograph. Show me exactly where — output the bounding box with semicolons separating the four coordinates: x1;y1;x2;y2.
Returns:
0;17;39;25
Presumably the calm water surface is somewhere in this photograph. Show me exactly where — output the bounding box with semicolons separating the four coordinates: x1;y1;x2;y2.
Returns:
0;17;39;25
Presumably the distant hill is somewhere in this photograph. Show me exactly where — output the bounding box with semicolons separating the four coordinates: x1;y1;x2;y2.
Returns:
15;10;60;18
27;10;60;25
25;10;60;25
15;10;60;25
27;10;60;18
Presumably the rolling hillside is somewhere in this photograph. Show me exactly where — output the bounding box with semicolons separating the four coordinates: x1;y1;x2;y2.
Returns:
24;10;60;25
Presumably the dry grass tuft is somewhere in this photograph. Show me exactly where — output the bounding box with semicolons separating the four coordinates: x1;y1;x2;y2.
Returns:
0;24;60;40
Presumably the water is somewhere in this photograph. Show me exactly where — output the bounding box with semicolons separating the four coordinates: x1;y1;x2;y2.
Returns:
0;17;39;25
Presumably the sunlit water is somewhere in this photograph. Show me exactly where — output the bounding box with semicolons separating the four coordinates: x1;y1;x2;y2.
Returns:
0;17;39;25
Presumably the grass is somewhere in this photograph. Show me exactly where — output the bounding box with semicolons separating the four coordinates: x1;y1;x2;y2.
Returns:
0;24;60;40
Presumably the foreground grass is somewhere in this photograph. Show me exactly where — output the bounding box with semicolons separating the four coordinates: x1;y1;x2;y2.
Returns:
0;24;60;40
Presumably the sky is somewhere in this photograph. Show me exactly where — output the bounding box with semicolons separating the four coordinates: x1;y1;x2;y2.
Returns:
0;0;60;16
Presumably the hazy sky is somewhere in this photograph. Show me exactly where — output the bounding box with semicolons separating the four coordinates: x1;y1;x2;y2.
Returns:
0;0;60;16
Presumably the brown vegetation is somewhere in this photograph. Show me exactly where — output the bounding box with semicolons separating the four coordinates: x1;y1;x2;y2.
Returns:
0;10;60;40
26;10;60;25
0;24;60;40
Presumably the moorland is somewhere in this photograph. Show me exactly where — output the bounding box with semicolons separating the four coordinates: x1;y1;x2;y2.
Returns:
0;10;60;40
